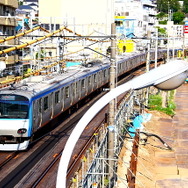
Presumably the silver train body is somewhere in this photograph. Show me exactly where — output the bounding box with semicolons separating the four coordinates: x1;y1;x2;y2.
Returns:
0;49;179;150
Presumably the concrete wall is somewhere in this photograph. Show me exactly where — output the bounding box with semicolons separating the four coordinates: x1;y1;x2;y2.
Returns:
39;0;113;35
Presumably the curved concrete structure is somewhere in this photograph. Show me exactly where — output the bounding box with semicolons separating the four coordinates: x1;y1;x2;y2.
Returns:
56;59;188;188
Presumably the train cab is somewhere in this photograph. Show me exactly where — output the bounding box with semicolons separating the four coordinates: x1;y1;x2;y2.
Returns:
0;93;31;150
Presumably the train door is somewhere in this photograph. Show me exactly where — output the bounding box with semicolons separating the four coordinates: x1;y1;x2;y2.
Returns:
75;81;80;101
64;86;71;110
87;76;92;94
50;93;54;119
53;90;62;117
41;95;51;125
70;84;74;105
93;73;98;89
80;79;86;97
61;87;64;111
98;71;102;87
71;82;78;105
77;80;81;100
32;99;42;132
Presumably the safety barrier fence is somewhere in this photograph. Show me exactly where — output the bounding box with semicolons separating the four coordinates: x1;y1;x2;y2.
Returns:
68;89;151;188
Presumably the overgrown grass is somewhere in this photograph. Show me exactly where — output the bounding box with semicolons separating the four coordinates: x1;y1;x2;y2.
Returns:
148;90;176;116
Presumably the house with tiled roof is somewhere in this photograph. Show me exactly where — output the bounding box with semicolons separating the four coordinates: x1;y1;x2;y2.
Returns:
17;0;38;18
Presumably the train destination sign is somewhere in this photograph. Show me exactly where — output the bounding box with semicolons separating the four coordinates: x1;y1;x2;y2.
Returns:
0;95;28;101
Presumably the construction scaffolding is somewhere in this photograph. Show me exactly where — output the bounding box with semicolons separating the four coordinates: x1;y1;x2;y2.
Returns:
69;89;149;188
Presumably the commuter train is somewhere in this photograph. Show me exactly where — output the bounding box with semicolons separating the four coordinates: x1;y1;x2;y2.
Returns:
0;49;180;150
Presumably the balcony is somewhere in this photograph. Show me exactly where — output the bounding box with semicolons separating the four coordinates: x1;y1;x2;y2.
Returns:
5;17;17;26
0;17;6;25
5;54;19;65
0;0;5;4
0;15;17;26
5;0;18;9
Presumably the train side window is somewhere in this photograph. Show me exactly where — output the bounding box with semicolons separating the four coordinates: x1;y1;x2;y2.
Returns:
65;86;69;98
81;79;85;88
55;90;60;104
43;96;48;111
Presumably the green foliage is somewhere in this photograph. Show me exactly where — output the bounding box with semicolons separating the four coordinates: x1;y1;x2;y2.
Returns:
18;1;23;6
183;0;188;13
148;94;162;108
156;12;167;19
157;0;181;14
156;27;167;36
158;20;168;25
173;11;185;24
148;91;176;116
35;49;45;61
156;0;187;25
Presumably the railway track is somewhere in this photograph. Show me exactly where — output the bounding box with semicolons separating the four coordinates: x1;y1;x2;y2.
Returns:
0;152;19;170
0;82;107;187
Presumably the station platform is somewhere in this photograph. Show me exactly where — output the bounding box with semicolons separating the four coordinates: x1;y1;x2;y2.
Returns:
136;83;188;187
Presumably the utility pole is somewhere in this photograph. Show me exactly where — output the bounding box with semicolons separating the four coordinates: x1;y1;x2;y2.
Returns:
146;42;150;72
108;22;116;186
155;28;158;68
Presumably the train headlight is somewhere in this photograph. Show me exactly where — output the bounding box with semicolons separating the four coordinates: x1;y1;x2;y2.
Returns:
17;128;27;134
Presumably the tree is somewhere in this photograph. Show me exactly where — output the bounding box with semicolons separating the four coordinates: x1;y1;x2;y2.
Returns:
157;0;181;14
156;12;168;20
156;27;167;37
183;0;188;13
173;11;185;24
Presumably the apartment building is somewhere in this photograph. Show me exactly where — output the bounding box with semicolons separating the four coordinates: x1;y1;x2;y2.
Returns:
0;0;18;70
115;0;157;38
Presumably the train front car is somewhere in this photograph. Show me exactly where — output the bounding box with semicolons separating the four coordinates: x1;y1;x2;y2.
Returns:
0;92;31;151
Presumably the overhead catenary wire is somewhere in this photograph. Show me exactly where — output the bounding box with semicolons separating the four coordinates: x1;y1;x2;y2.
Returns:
0;26;112;86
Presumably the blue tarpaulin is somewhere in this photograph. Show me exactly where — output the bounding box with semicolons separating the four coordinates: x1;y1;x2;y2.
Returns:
128;113;152;137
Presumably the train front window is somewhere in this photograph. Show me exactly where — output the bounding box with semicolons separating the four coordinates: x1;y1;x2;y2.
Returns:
0;101;29;119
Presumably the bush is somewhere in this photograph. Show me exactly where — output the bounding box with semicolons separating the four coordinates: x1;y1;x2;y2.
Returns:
148;91;176;116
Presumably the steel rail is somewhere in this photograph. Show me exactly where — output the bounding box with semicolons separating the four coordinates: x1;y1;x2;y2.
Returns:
0;152;19;169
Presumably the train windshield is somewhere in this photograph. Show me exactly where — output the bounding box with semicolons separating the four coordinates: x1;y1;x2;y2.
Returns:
0;94;29;119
